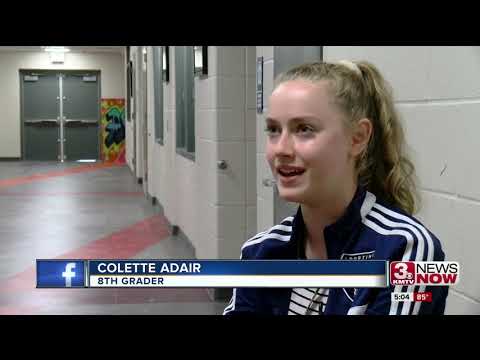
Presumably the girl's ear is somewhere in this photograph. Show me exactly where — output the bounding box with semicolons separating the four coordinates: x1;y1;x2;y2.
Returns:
350;118;373;157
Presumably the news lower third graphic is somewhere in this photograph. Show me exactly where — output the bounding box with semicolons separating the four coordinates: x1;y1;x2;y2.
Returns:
35;260;388;288
36;260;460;289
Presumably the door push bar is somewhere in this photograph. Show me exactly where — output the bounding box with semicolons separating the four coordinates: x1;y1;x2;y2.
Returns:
24;119;59;124
25;119;98;124
64;119;98;124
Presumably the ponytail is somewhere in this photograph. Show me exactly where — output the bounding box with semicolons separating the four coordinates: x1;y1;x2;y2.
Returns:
355;61;419;214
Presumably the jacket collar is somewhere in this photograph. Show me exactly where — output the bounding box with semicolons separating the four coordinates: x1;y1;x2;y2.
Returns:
288;186;376;259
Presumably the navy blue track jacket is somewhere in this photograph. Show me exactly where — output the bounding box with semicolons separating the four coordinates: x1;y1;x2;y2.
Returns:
223;187;448;315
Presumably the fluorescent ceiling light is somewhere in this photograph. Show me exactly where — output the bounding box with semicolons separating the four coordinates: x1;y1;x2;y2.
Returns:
44;46;70;53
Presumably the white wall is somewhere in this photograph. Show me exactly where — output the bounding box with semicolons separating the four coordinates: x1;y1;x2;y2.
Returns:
0;50;125;158
135;47;145;180
214;46;257;258
126;47;137;174
145;46;179;236
256;47;275;233
125;47;134;172
137;46;257;259
253;46;480;314
146;47;155;197
323;46;480;314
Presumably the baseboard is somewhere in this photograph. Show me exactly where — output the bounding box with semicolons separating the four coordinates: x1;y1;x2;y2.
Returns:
207;288;233;302
151;199;165;216
0;157;21;161
171;225;180;236
169;225;195;257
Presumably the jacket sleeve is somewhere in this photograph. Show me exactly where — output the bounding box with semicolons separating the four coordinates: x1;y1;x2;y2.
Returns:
223;247;258;315
365;230;449;315
222;287;258;315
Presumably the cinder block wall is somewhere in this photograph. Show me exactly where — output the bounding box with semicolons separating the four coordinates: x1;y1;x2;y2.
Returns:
324;46;480;314
138;46;257;260
255;47;275;233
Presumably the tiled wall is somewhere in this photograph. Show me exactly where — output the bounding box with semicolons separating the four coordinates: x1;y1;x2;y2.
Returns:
128;46;480;314
255;46;275;233
125;47;133;172
134;48;145;180
135;46;257;260
126;46;145;180
324;46;480;314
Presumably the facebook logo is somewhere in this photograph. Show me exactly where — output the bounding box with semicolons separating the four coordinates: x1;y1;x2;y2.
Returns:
37;260;85;288
62;263;76;287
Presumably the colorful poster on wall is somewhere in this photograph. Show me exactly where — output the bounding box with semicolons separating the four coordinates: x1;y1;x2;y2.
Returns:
100;98;126;164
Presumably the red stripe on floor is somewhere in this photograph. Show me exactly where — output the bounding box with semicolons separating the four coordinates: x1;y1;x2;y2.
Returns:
0;305;39;315
0;162;119;188
0;288;212;310
1;213;171;293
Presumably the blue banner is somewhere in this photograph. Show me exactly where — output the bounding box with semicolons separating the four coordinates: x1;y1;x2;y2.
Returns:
88;260;386;276
37;260;86;288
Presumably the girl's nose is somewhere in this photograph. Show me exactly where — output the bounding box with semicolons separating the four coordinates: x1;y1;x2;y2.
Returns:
275;132;294;158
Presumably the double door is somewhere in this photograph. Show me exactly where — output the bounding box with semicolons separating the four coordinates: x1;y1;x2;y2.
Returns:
21;70;101;161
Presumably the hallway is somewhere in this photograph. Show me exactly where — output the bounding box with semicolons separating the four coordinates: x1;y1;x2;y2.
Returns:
0;161;227;314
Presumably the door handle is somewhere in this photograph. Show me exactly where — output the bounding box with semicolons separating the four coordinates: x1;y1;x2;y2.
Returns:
25;119;58;124
217;160;228;170
80;120;98;124
64;119;98;124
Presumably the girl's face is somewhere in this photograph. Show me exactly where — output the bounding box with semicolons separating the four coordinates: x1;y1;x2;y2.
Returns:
266;79;357;206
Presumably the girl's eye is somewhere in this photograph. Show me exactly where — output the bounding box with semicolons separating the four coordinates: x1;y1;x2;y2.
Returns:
297;124;315;134
265;125;280;135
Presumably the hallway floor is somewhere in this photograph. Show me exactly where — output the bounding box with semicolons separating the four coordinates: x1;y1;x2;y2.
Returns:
0;161;228;315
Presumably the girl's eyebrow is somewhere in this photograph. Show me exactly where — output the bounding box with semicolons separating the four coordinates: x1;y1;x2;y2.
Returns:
265;116;318;124
265;117;278;123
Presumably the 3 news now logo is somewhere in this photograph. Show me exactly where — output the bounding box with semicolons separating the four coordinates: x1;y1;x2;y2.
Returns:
390;261;459;286
36;260;86;288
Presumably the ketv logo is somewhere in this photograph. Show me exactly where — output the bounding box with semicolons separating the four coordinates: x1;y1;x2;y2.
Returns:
37;260;86;288
390;261;459;286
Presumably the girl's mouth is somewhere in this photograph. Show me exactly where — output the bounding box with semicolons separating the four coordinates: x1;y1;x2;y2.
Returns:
276;166;306;186
277;166;306;177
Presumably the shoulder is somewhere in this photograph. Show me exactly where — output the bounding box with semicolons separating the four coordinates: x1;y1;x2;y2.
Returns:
240;216;294;259
361;199;444;262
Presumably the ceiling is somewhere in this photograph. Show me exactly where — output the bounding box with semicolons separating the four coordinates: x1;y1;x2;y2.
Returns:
0;46;124;54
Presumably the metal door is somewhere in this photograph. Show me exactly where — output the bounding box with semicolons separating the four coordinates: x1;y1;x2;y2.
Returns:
272;46;323;223
62;71;100;161
21;71;60;160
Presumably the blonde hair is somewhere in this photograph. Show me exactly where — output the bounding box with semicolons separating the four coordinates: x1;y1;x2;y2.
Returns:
275;61;419;215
